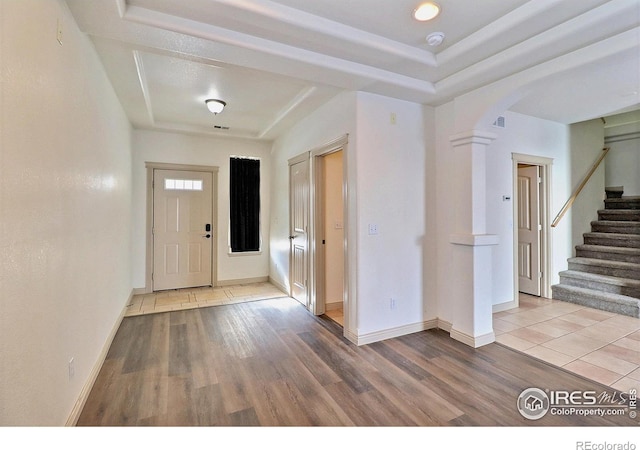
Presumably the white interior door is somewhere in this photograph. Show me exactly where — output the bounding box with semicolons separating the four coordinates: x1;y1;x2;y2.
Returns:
517;165;541;296
289;154;309;307
153;169;213;291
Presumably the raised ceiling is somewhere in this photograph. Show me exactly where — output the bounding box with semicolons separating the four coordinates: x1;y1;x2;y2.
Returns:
66;0;640;140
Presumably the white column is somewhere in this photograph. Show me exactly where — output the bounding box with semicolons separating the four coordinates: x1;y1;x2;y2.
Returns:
448;130;499;348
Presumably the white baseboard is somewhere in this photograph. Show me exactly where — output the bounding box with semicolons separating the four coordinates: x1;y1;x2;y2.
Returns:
325;301;343;311
66;289;131;426
450;328;496;348
437;318;452;332
493;300;518;313
344;328;359;345
268;276;289;296
354;319;439;346
217;276;269;287
132;287;147;296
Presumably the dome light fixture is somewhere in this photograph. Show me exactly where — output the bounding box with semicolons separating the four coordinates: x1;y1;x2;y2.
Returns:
414;2;440;21
205;99;226;114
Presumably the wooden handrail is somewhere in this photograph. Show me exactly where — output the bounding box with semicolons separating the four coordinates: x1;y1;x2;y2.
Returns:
551;147;610;228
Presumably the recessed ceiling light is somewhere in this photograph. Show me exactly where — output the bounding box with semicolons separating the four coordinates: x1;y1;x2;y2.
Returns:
414;2;440;21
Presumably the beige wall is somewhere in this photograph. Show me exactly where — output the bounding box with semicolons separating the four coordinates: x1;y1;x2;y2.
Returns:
569;119;606;254
323;151;344;305
0;0;133;425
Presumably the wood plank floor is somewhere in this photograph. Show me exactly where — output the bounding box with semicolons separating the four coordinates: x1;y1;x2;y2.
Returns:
77;297;638;426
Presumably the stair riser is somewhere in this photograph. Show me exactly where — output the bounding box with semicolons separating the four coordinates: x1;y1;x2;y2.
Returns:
590;223;640;234
598;211;640;221
552;287;640;318
575;249;640;264
583;235;640;248
559;276;640;299
567;261;640;279
605;200;640;210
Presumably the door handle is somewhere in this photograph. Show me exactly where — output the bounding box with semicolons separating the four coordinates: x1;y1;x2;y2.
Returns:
203;234;211;239
289;235;296;240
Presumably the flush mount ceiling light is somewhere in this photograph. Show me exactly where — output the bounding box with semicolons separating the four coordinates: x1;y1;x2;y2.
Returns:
426;31;445;46
414;2;440;21
205;99;226;114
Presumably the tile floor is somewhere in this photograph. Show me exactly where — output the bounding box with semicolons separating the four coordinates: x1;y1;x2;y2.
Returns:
494;294;640;391
125;281;288;317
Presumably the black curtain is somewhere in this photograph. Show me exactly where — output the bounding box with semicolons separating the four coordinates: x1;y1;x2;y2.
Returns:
230;157;260;252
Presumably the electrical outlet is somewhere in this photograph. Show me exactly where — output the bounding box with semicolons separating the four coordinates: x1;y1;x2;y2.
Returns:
68;358;75;381
368;223;378;235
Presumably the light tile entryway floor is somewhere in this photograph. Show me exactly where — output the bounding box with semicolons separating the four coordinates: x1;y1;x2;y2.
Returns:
494;294;640;391
125;282;288;317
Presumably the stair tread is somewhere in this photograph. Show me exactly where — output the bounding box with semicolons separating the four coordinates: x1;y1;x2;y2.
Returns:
559;270;640;287
567;257;640;269
552;284;640;305
598;209;640;213
591;220;640;225
576;244;640;255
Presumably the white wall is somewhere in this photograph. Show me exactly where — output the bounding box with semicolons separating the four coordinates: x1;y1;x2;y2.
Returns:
0;0;132;425
131;130;272;287
271;90;430;339
433;102;456;325
269;91;357;294
354;92;428;336
435;107;574;318
485;112;571;307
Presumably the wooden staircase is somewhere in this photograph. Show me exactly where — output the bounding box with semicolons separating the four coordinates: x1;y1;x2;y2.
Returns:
551;187;640;318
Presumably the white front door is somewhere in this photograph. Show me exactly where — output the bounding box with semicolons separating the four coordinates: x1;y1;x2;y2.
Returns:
289;154;309;307
517;165;541;296
153;169;213;291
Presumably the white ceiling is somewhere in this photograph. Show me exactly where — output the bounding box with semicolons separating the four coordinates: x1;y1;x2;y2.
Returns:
66;0;640;140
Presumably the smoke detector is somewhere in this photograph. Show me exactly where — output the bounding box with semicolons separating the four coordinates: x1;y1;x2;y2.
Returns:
426;32;445;47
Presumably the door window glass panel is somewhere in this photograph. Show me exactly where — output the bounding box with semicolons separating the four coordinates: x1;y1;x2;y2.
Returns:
165;179;203;191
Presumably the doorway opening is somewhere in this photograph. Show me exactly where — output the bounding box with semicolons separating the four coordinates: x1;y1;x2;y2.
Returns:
315;149;345;327
288;135;350;335
511;153;553;307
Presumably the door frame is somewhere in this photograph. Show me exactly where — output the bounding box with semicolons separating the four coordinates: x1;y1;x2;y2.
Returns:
509;153;553;308
144;162;219;294
310;135;352;338
310;139;346;316
288;135;354;341
517;164;542;297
